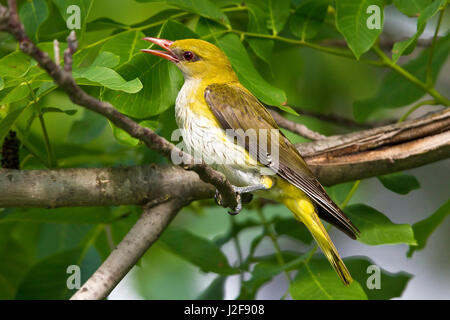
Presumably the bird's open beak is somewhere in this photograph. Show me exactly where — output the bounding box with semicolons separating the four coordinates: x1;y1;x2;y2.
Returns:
141;37;179;63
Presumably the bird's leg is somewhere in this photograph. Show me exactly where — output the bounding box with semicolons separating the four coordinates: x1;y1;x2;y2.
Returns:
226;184;269;216
233;185;268;193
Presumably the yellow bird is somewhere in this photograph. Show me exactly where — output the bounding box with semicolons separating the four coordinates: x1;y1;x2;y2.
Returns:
142;37;359;285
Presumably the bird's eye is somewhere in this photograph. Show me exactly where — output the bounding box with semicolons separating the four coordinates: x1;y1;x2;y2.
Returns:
183;51;195;61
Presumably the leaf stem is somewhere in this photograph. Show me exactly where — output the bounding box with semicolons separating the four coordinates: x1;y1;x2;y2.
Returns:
76;6;249;55
228;29;384;66
340;180;361;209
398;99;438;123
230;216;244;283
256;207;291;284
372;46;450;106
26;82;57;168
426;3;446;86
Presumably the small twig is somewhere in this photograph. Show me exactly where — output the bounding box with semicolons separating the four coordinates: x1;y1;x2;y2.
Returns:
64;30;77;72
293;107;395;129
53;39;60;65
268;109;326;141
267;104;394;130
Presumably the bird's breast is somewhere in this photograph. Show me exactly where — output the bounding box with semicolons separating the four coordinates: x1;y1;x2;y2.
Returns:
174;79;264;187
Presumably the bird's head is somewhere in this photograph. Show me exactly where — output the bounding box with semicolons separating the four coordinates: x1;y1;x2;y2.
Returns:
141;38;237;82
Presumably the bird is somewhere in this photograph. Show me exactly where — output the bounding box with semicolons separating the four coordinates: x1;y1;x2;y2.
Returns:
141;37;360;285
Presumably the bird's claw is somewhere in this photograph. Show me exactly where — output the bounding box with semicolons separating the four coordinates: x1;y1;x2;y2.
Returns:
216;184;266;216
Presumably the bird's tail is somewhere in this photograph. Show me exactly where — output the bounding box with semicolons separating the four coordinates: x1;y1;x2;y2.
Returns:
283;197;353;286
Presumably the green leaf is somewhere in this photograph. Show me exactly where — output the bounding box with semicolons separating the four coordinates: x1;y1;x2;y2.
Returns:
215;0;241;7
267;0;291;35
160;227;238;275
136;0;230;25
0;106;27;143
289;258;368;300
197;276;226;300
354;33;450;121
0;207;120;224
0;77;4;91
393;0;433;16
90;51;120;68
0;52;32;78
72;52;143;93
407;200;450;257
16;247;100;299
277;104;300;116
19;0;49;43
109;119;158;146
0;85;30;105
336;0;384;59
41;107;78;116
345;204;417;245
392;0;445;62
36;82;57;97
345;256;412;299
246;0;274;64
238;262;281;299
0;223;39;299
289;0;329;40
101;30;148;67
378;172;420;194
239;254;307;299
85;17;128;32
68;109;107;144
273;217;313;244
35;1;69;42
102;20;196;118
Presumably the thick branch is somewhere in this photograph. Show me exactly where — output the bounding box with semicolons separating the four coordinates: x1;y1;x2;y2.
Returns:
299;109;450;185
70;199;187;300
1;109;448;208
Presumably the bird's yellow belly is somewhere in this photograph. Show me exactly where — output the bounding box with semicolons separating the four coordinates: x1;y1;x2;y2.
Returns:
175;79;269;188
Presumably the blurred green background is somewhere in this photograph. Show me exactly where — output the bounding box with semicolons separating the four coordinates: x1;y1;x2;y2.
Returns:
0;0;448;299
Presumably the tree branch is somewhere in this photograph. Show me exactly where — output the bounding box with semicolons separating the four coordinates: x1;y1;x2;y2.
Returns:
70;198;188;300
1;109;448;208
299;108;450;185
268;109;327;140
290;106;395;129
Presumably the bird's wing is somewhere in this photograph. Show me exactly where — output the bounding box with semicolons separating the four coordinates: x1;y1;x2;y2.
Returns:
204;83;359;239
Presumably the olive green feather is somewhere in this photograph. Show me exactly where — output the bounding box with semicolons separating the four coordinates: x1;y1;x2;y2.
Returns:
204;83;359;239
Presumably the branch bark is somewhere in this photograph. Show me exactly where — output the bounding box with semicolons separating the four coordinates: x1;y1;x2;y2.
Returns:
1;109;448;208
